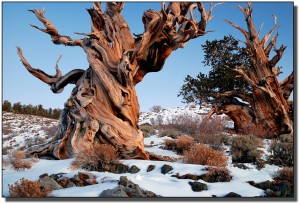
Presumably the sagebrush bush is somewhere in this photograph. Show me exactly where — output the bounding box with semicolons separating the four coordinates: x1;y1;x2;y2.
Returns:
164;139;177;151
274;167;294;184
8;178;52;197
8;150;32;170
202;167;232;182
140;125;156;137
268;138;293;167
72;143;118;171
158;128;183;139
164;136;194;154
183;144;228;167
176;136;194;154
231;135;261;163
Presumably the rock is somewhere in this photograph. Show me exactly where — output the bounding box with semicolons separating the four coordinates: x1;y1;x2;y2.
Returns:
39;173;49;179
100;186;129;197
276;181;291;197
78;172;96;180
233;163;250;170
128;165;140;174
224;192;242;197
161;164;173;174
39;176;63;190
99;176;160;197
49;173;66;180
173;173;201;181
147;165;155;172
265;189;274;196
84;178;98;186
109;163;129;174
188;181;208;192
255;180;272;190
57;177;76;188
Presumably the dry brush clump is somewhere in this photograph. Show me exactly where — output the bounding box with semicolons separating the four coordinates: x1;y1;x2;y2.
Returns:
140;125;157;138
273;167;294;184
193;117;227;150
72;143;119;171
231;135;262;163
202;167;232;183
183;144;228;167
7;150;32;170
8;178;52;197
268;134;293;167
164;136;194;154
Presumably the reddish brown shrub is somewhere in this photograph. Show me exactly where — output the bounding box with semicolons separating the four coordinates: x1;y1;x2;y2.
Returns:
8;150;32;170
183;144;228;167
72;143;119;171
8;178;52;197
176;136;194;154
164;138;177;151
202;167;232;182
274;167;294;184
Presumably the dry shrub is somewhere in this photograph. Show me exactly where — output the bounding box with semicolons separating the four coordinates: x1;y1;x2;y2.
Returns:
193;117;226;149
183;144;228;167
274;167;294;184
164;139;177;151
3;127;13;135
149;105;163;113
158;128;182;139
140;125;156;137
202;167;232;182
72;143;118;171
8;150;32;170
268;137;293;167
8;178;52;197
231;135;261;163
166;114;201;135
2;146;13;155
164;136;194;154
176;136;194;154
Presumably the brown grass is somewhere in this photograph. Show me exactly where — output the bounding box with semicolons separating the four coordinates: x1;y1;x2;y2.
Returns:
183;144;228;167
202;167;232;182
8;178;52;197
164;136;194;154
72;143;118;171
7;150;32;170
274;167;294;184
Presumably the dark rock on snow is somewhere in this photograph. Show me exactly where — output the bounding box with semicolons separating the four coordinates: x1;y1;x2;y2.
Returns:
189;181;208;192
161;164;173;174
147;165;155;172
224;192;242;197
99;176;160;197
127;165;140;174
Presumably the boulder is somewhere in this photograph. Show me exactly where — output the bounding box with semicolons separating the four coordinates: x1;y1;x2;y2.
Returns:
57;177;76;188
127;165;140;174
99;176;160;197
147;165;155;172
255;180;272;190
189;181;208;192
39;176;63;190
78;172;96;180
161;164;173;174
224;192;242;197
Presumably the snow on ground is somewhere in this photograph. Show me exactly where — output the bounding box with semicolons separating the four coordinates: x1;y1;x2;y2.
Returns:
2;108;280;198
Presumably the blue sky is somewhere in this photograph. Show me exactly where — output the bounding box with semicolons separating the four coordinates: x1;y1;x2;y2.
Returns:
2;2;294;112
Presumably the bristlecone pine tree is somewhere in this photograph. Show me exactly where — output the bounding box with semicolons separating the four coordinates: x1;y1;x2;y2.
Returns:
181;3;293;137
17;2;218;159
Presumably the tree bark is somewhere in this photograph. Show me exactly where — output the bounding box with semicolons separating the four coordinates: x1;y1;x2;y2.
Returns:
18;2;216;159
224;3;293;136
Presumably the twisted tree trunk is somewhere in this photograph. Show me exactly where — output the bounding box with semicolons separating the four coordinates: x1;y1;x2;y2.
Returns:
18;2;216;159
210;3;293;137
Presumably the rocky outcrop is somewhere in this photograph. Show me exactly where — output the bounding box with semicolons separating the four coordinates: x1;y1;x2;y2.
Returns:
99;176;160;197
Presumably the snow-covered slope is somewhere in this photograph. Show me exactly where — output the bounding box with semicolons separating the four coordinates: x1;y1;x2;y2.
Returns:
1;109;282;198
139;105;211;125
